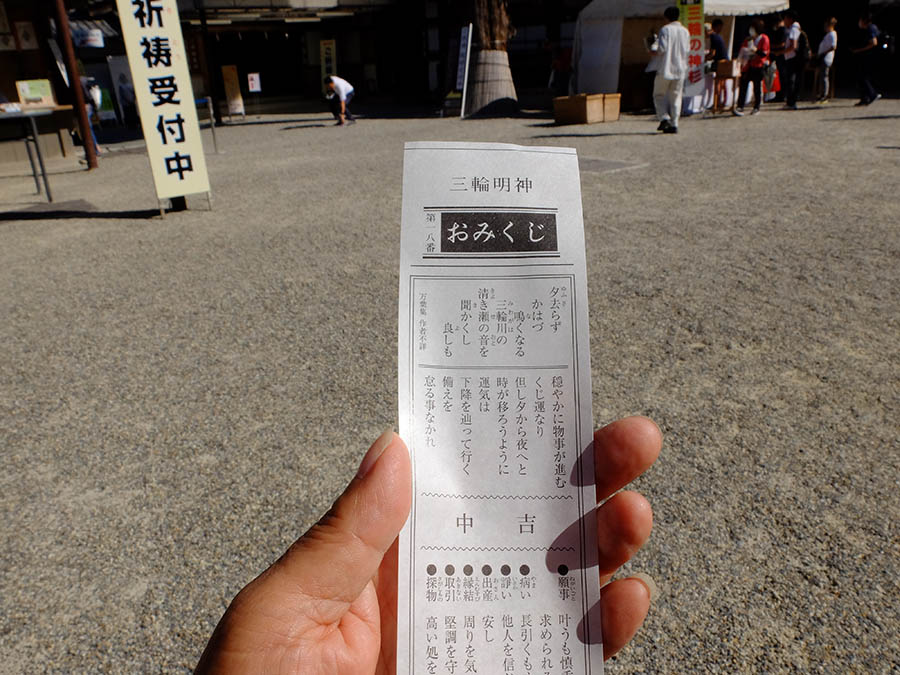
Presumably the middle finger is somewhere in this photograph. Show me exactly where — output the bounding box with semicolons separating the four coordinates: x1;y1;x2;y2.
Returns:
596;490;653;585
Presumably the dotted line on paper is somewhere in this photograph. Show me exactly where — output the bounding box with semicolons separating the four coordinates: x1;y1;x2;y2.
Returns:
420;546;575;552
420;493;574;500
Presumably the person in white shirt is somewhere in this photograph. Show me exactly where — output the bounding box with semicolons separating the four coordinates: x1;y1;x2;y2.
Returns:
816;18;838;103
324;75;355;126
650;6;690;134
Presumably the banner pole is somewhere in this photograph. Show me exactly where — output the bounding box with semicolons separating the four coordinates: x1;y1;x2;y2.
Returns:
460;22;473;119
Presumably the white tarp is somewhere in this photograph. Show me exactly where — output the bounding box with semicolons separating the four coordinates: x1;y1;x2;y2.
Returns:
704;0;790;14
573;0;790;93
577;0;789;18
571;17;623;94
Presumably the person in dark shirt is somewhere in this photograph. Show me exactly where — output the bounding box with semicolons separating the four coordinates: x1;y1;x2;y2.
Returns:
772;11;804;110
851;12;882;105
708;19;728;63
769;16;787;102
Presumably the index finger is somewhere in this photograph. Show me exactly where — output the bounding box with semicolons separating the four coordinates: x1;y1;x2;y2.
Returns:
594;417;662;501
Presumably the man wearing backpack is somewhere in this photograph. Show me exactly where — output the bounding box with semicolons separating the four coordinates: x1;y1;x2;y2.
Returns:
775;11;808;110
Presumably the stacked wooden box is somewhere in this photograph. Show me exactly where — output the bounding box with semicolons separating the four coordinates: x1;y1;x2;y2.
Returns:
553;93;621;125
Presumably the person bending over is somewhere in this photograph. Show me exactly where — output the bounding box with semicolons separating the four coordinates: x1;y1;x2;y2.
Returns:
325;75;355;125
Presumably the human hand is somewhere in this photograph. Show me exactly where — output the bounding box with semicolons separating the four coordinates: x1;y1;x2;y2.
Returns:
195;429;410;675
195;417;661;674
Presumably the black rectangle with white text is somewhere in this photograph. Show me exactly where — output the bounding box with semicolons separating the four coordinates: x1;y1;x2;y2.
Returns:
441;212;558;254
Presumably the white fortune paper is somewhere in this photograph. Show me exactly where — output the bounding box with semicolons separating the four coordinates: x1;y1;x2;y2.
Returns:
398;142;603;674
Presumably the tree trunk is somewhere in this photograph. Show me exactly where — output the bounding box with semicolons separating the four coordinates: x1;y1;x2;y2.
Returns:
466;0;518;116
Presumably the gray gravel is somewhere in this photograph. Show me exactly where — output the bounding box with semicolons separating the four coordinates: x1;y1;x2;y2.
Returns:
1;100;898;673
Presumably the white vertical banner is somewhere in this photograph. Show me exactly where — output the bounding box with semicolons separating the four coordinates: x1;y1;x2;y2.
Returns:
679;0;705;97
455;24;470;91
116;0;210;200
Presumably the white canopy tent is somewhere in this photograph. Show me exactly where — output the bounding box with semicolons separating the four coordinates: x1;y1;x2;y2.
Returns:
576;0;789;16
572;0;790;95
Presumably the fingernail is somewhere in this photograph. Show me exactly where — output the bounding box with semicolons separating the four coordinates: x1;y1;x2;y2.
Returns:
357;429;395;479
632;573;659;603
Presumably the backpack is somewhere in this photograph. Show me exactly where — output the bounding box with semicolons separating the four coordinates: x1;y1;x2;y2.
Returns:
796;29;812;62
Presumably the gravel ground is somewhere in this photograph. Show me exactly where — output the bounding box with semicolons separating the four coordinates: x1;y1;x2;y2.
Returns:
1;99;898;673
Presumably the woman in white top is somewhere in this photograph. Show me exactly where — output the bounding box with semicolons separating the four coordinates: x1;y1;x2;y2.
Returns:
816;18;838;102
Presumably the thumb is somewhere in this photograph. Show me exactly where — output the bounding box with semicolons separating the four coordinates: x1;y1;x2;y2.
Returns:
269;430;411;615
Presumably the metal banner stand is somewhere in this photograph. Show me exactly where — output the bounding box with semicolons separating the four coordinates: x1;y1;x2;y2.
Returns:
197;97;221;154
157;191;213;217
460;23;473;119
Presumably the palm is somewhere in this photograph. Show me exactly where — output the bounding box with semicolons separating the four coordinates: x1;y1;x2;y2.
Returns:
195;572;375;673
373;541;400;675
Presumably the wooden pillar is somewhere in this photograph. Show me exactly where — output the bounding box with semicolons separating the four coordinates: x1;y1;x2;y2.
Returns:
199;0;224;126
54;0;98;169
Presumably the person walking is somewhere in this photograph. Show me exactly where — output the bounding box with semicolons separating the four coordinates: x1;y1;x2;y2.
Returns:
324;75;355;125
650;6;690;134
734;19;770;116
816;18;838;103
851;13;882;106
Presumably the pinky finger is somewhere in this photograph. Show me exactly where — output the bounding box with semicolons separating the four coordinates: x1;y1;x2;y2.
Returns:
600;578;652;660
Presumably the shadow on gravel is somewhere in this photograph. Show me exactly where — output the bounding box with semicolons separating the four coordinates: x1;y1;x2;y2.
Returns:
529;121;597;128
822;114;900;121
531;131;657;139
877;145;900;150
222;117;335;126
281;123;329;130
0;168;85;179
1;201;161;221
221;107;446;125
693;113;737;121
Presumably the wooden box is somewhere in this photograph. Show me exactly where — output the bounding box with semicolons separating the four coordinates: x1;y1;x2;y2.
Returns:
602;93;621;122
553;93;620;124
716;59;741;78
553;94;604;124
